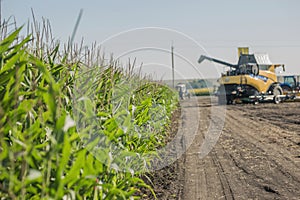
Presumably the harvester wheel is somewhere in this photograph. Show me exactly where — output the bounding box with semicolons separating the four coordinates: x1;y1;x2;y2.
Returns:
227;97;235;105
273;95;281;104
271;85;283;96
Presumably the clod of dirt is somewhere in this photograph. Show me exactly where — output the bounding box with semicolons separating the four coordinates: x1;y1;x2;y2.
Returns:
263;186;280;195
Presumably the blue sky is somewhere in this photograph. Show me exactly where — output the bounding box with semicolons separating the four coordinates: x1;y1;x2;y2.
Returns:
2;0;300;79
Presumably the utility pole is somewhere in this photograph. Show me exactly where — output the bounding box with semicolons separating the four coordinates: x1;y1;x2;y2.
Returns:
171;43;175;88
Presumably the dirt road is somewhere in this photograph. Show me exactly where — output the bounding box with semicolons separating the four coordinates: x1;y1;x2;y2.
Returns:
179;96;300;200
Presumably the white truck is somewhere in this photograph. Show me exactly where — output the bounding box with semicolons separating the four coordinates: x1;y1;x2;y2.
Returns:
176;83;190;100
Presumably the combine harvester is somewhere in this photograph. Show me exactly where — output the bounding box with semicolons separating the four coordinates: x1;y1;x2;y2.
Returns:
198;47;300;104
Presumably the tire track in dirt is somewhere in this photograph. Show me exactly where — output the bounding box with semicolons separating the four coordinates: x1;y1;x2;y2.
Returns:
222;110;300;198
180;96;300;200
224;110;300;174
210;151;235;200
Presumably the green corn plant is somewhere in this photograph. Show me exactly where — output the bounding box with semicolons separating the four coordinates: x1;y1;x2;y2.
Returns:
0;23;178;199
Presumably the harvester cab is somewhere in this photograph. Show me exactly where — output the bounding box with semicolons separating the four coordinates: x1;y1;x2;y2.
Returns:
198;48;285;104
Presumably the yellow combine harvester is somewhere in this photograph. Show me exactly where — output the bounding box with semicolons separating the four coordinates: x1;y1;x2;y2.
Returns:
198;47;293;104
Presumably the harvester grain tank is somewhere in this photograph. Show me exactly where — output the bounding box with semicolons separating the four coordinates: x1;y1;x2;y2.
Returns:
198;48;285;104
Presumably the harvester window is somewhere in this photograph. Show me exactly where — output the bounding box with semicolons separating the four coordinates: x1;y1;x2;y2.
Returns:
236;64;259;76
259;65;269;71
238;64;253;75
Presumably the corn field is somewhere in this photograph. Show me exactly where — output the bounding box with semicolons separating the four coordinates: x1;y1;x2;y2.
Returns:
0;20;178;199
